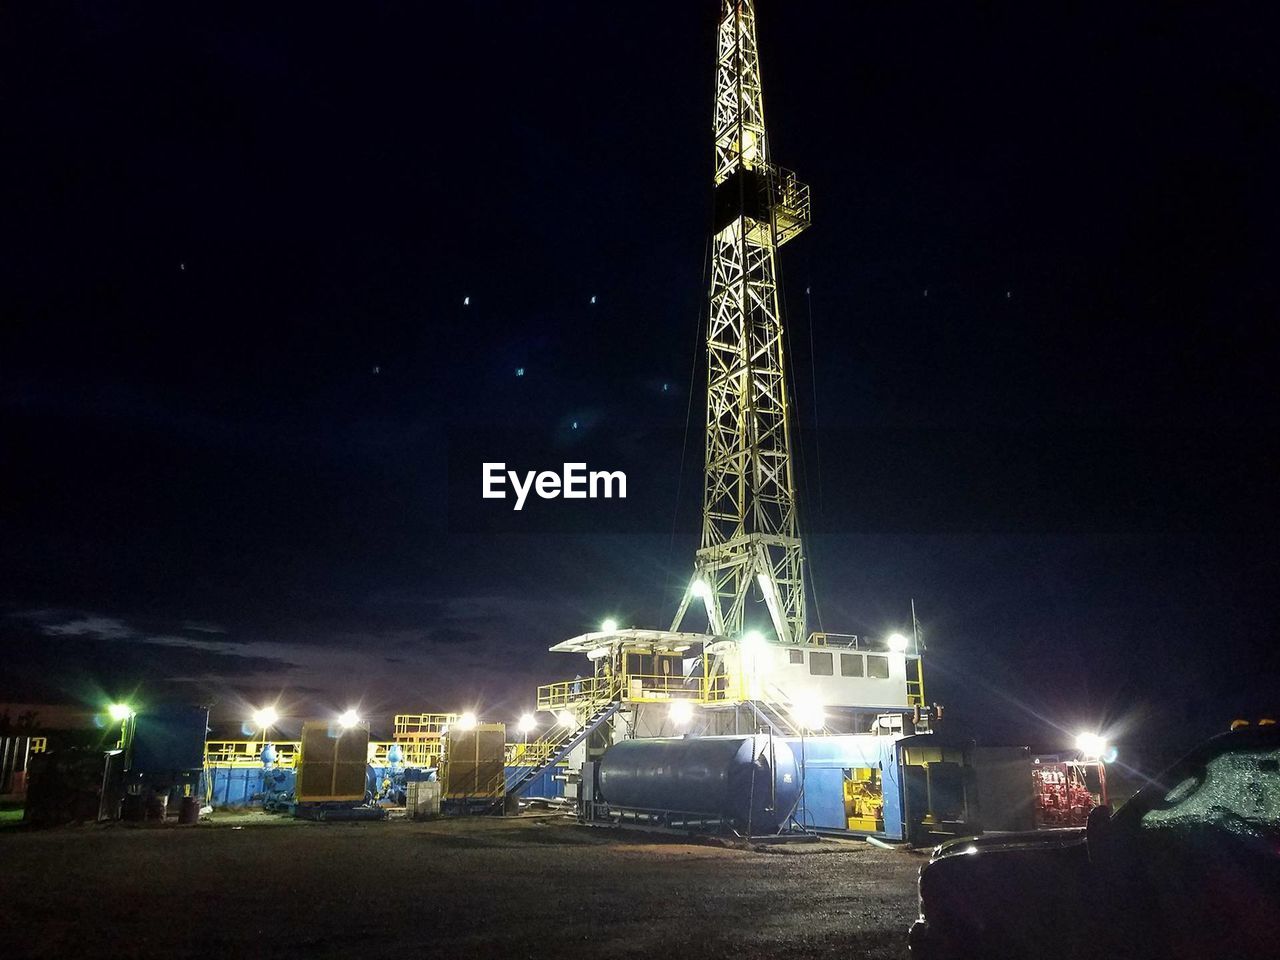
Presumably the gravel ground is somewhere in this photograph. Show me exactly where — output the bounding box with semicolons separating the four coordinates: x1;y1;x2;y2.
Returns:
0;813;922;959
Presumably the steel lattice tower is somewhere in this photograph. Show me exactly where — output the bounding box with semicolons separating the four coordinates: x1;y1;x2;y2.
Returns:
673;0;811;645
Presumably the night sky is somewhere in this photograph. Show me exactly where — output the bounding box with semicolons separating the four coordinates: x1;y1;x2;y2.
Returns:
3;3;1277;752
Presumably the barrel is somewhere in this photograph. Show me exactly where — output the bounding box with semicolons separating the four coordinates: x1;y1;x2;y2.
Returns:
598;735;800;833
143;793;168;822
121;793;146;822
177;795;201;824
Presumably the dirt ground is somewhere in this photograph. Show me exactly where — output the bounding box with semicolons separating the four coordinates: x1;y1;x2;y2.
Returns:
0;811;923;959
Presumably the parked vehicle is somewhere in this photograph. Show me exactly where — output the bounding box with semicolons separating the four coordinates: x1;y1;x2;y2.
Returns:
910;723;1280;959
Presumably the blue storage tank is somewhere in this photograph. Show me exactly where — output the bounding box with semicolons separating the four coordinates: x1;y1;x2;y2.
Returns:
598;735;800;833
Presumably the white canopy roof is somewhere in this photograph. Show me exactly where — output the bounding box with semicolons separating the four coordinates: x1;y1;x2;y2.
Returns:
548;628;718;655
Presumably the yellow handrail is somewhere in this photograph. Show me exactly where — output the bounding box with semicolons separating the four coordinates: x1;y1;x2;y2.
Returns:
392;713;459;739
204;740;300;767
204;740;447;769
491;676;623;798
539;672;718;709
536;675;613;709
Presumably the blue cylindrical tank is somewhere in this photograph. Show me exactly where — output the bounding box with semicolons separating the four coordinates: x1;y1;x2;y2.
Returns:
260;742;278;767
598;735;800;833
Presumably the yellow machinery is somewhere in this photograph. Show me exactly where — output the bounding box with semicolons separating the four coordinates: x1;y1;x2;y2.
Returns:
844;767;884;832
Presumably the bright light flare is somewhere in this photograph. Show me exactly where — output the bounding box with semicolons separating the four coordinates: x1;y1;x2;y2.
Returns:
887;633;910;653
691;579;712;600
557;710;576;729
338;709;360;728
252;706;278;728
518;713;537;735
669;700;694;727
600;618;619;634
741;630;766;649
792;703;825;732
1075;732;1109;759
457;711;478;731
107;703;134;722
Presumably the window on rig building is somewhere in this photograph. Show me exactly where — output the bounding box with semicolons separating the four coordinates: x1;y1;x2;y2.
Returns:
867;654;890;679
789;649;804;665
841;653;864;677
809;651;833;676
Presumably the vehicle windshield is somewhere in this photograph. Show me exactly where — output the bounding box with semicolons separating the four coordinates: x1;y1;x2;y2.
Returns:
1139;746;1280;837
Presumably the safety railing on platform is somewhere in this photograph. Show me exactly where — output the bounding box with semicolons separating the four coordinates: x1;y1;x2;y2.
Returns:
540;672;714;709
806;632;862;648
202;737;553;772
536;674;612;710
29;736;47;754
393;712;460;739
204;740;299;767
370;741;440;767
619;673;707;703
775;165;811;224
756;160;811;245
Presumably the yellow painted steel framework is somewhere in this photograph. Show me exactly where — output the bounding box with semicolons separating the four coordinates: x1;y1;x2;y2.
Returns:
672;0;811;646
203;729;565;770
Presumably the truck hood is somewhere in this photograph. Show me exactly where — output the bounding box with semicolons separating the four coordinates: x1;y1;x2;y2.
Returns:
931;827;1086;862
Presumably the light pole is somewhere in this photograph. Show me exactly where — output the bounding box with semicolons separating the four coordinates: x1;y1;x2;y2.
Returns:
518;713;536;746
107;703;136;768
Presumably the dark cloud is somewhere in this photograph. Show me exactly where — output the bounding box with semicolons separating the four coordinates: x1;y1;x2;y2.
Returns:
0;613;294;707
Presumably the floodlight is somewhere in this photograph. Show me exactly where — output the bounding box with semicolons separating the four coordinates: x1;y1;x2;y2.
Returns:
252;706;278;728
669;700;694;727
338;708;360;728
792;703;825;732
887;633;910;653
518;713;537;735
457;711;478;731
600;618;619;634
741;630;766;649
1075;732;1108;759
107;703;134;722
691;579;712;600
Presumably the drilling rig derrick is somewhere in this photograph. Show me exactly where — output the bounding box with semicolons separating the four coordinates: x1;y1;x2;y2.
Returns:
673;0;811;647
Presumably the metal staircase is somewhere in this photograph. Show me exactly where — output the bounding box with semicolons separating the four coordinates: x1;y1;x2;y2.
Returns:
746;699;801;737
744;681;811;737
501;683;622;803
